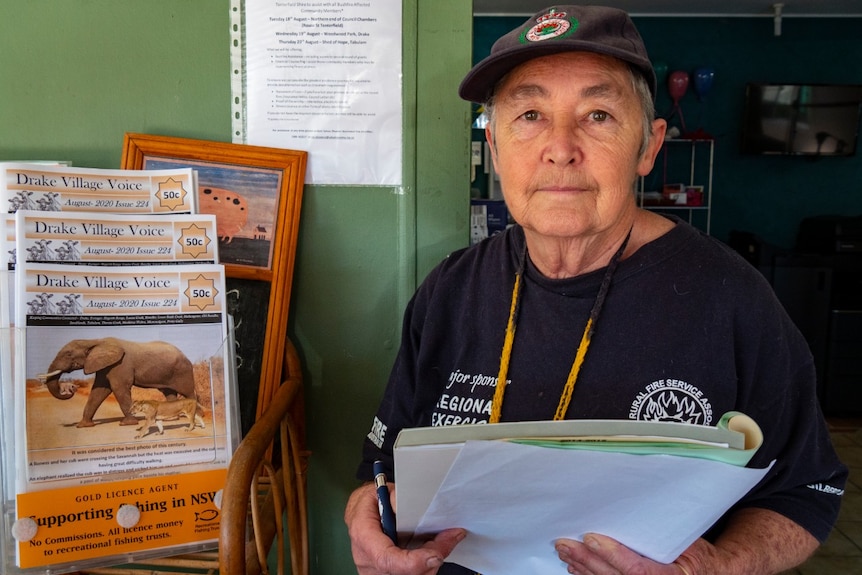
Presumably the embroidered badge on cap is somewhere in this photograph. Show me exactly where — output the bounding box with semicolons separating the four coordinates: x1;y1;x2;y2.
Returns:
520;8;578;43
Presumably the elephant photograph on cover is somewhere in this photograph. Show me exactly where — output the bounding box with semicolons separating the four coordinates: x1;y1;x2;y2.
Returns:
36;337;198;428
24;328;228;452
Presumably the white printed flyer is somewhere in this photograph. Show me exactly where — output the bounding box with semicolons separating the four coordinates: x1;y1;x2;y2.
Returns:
244;0;402;184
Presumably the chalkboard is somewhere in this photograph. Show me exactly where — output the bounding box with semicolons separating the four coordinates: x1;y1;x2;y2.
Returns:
226;277;270;436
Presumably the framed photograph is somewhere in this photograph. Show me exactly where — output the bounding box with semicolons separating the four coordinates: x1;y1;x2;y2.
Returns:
122;133;306;426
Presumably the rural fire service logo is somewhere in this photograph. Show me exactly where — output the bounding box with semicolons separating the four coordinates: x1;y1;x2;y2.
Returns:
629;379;713;426
521;8;577;43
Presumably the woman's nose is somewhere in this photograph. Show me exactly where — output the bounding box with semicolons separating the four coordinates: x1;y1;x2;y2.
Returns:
543;121;583;166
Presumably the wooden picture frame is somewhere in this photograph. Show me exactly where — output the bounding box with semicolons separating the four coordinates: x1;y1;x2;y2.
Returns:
122;133;306;429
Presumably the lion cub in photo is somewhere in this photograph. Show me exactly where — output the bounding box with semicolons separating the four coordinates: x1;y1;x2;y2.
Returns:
131;398;205;439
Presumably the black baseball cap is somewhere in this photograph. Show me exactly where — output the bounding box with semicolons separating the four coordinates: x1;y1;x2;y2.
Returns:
459;5;656;103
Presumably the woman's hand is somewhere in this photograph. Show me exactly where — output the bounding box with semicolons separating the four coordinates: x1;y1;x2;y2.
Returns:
556;508;819;575
345;482;466;575
555;533;689;575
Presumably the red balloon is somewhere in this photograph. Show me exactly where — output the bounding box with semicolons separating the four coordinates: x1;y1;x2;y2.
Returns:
668;71;689;103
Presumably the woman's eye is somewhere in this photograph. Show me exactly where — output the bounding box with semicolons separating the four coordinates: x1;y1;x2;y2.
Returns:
521;110;540;121
590;110;610;122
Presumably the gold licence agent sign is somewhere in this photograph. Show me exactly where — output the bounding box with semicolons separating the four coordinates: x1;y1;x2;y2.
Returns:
15;469;226;568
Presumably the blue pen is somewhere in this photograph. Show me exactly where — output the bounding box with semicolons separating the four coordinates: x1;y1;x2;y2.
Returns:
373;460;398;544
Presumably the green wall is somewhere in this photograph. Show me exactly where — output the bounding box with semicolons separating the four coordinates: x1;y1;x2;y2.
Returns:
0;1;471;573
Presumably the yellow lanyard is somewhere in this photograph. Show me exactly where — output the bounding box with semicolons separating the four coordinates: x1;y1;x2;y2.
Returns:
490;228;632;423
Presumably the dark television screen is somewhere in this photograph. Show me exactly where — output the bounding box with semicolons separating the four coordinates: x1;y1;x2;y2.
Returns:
741;83;862;156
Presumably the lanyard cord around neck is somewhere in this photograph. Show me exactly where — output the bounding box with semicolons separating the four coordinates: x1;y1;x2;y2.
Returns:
490;227;633;423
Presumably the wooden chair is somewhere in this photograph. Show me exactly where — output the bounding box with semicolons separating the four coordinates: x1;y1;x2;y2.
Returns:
219;337;309;574
74;338;309;575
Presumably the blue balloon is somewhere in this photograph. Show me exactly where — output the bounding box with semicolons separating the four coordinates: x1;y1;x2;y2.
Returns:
693;67;715;100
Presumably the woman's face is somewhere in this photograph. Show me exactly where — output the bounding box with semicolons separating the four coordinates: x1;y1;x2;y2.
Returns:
487;51;664;241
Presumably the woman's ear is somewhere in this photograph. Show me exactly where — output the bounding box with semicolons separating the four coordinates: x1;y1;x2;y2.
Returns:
637;118;667;177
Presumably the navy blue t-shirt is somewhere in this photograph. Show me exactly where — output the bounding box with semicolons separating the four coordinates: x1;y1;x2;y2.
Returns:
358;220;846;573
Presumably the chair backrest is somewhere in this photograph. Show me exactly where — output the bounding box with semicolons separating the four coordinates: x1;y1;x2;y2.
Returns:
219;337;309;575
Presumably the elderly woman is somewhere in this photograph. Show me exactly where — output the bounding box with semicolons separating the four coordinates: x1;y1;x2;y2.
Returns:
345;5;846;575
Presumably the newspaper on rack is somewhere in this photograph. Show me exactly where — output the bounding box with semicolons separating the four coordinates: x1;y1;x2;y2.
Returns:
5;210;218;442
8;260;234;570
1;163;198;328
0;211;221;497
15;210;218;267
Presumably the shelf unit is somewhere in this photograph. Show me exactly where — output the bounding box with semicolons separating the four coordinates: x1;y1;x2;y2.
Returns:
639;138;714;234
